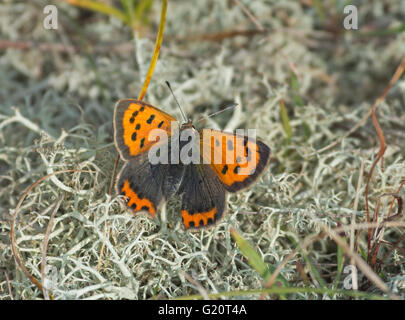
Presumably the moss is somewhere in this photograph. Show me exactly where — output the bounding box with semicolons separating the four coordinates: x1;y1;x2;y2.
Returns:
0;0;404;299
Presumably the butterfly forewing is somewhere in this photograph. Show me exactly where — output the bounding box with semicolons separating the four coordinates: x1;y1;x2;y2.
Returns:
114;99;176;160
199;129;271;192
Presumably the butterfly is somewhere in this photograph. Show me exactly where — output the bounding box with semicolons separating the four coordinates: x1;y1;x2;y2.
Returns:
113;98;271;230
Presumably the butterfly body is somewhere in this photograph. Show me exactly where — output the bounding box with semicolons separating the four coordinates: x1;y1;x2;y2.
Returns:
114;99;271;230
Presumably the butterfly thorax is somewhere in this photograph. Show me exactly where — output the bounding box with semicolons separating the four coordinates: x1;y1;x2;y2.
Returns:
180;120;195;130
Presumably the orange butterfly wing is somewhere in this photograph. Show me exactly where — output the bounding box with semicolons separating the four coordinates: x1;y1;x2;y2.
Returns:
199;129;271;192
114;99;176;160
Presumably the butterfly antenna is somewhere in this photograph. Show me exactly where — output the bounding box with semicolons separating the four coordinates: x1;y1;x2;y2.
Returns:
195;102;238;124
166;81;188;123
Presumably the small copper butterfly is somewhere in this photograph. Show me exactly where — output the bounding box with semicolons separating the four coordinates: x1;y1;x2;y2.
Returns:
113;95;271;230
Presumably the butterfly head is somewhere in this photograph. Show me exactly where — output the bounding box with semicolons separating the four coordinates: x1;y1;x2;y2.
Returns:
180;119;195;130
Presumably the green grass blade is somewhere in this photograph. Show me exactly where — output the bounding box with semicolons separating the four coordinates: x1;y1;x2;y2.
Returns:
279;99;292;144
230;227;289;287
334;234;346;290
174;287;388;300
290;72;304;106
134;0;155;21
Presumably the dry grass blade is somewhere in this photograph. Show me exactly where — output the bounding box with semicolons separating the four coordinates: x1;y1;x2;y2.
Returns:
137;0;168;101
176;29;265;42
97;202;110;272
180;271;210;300
335;221;405;232
108;154;120;197
41;196;64;300
350;159;364;291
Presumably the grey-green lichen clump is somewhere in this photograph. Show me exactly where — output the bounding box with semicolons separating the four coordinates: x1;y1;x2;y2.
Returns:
0;0;404;299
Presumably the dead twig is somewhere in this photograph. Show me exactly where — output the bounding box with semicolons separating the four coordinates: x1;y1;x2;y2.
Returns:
233;0;265;31
1;269;13;300
365;107;387;260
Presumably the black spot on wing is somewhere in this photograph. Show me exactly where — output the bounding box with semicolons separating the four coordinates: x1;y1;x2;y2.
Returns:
147;114;155;124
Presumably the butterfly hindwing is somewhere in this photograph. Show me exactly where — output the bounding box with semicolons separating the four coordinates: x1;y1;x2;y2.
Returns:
117;152;163;217
200;129;271;192
179;164;226;229
114;99;176;160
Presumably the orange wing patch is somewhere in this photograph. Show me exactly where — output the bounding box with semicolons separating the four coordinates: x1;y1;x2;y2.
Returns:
114;99;176;160
121;179;156;216
200;129;270;192
181;208;217;229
